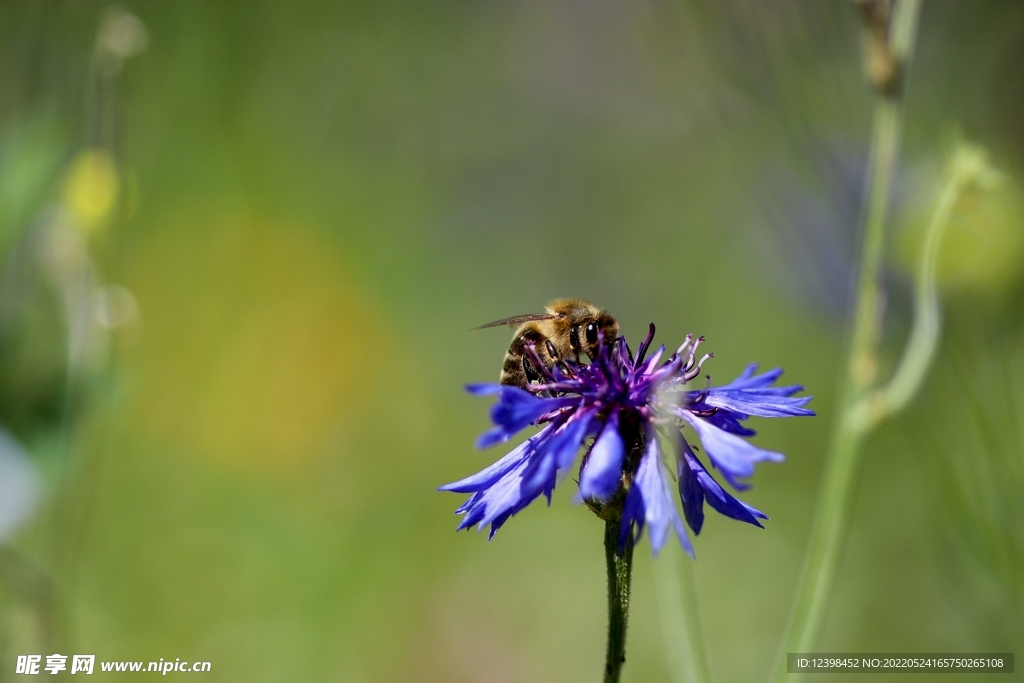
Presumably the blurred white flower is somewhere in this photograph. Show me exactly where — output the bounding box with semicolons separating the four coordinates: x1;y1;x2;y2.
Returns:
0;428;41;543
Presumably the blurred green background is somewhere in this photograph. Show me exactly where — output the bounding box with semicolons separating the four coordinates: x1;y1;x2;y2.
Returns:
0;1;1022;681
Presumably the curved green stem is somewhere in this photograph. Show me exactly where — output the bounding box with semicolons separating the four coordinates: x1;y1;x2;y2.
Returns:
856;144;992;428
604;520;634;683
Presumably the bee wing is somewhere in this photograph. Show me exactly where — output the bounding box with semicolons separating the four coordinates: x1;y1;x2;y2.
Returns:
473;313;559;330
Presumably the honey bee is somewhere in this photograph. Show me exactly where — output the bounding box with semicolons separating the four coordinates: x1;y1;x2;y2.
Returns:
475;299;619;389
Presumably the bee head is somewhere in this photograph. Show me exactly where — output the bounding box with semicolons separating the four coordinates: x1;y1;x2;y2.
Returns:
578;310;618;360
543;298;620;362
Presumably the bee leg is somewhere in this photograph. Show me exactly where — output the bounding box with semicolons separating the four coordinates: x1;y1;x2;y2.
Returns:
543;339;573;379
522;355;543;385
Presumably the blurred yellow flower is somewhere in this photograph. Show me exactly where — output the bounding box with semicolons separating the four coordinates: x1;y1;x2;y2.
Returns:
62;149;119;232
897;171;1024;295
126;215;394;473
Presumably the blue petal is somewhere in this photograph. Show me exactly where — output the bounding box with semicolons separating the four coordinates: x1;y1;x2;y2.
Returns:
672;431;705;534
555;410;596;472
703;391;814;418
684;365;814;418
499;415;593;535
681;445;766;529
476;387;577;448
465;383;503;396
521;411;594;494
633;428;693;558
455;491;482;515
619;480;645;551
579;410;624;501
462;459;536;533
439;425;556;493
490;386;547;426
453;454;549;538
716;364;783;390
681;412;783;486
449;422;576;537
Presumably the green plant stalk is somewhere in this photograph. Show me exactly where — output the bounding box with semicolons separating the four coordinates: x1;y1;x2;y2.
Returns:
770;99;901;681
653;541;713;683
604;520;634;683
770;3;923;680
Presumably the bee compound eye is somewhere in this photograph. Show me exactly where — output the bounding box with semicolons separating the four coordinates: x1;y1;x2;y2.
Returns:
585;322;598;345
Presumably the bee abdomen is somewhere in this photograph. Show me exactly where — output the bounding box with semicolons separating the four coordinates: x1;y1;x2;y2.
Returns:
501;329;545;389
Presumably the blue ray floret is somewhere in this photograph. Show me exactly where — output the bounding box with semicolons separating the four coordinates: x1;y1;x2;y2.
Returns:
439;324;813;556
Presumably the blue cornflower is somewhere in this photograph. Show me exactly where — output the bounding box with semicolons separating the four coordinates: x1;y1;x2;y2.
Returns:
439;325;813;556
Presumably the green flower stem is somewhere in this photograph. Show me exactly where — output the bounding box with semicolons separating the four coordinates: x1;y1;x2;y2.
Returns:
604;519;634;683
653;542;713;683
770;2;922;681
